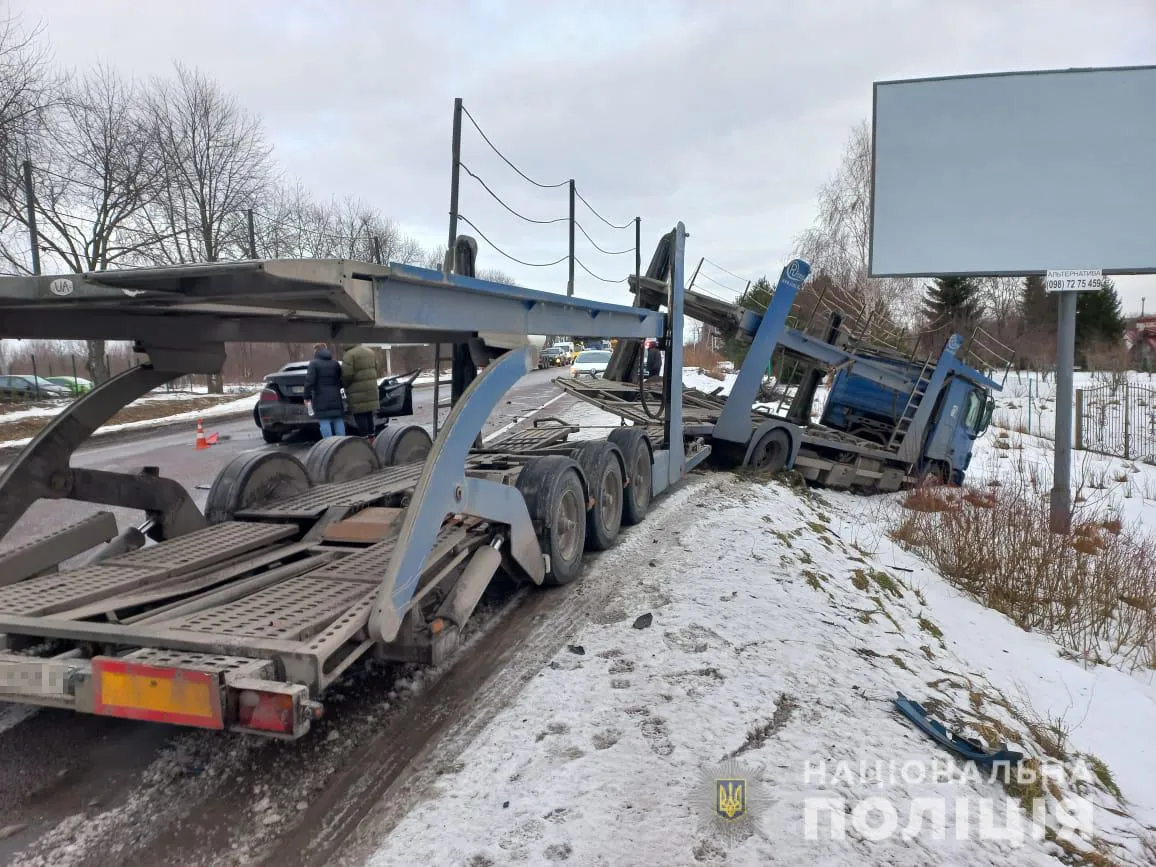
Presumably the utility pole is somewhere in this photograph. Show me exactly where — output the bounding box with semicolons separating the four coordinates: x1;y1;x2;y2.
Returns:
246;209;257;259
567;180;576;296
445;98;463;275
22;160;40;275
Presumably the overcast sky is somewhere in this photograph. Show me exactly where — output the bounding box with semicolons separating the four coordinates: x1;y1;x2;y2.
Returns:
13;0;1156;314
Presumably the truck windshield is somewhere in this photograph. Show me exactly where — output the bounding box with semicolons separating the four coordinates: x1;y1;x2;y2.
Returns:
963;389;990;434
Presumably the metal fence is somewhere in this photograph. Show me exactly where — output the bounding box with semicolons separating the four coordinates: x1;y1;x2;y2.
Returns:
1076;383;1156;463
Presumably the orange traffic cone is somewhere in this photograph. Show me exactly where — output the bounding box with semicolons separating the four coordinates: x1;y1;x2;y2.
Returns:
195;419;209;450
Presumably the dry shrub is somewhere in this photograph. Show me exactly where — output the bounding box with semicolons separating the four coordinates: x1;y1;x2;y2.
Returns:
684;342;725;372
890;468;1156;672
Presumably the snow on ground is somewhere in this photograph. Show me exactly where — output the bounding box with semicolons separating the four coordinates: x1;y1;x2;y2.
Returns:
367;385;1156;866
368;470;1154;866
0;393;258;449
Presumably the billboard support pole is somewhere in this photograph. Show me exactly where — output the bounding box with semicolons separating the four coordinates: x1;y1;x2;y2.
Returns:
1049;290;1077;534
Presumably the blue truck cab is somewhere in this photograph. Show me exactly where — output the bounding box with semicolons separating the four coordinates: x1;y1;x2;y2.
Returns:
819;341;998;485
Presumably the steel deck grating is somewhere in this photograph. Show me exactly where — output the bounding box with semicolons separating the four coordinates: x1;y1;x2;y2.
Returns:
483;425;575;451
305;594;374;653
237;464;423;517
105;522;297;574
0;563;166;617
123;648;274;678
165;574;372;640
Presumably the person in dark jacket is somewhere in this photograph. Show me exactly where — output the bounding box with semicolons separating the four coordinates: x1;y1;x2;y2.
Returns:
304;343;346;437
341;343;380;437
645;340;663;379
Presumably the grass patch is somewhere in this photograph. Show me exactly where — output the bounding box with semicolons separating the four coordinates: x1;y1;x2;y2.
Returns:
918;616;943;640
891;464;1156;672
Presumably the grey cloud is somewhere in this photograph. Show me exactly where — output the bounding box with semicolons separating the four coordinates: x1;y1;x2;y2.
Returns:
12;0;1156;307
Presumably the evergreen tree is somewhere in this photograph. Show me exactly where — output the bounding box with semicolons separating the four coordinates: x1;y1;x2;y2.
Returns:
922;277;982;333
723;276;773;367
1019;275;1056;332
1076;276;1125;351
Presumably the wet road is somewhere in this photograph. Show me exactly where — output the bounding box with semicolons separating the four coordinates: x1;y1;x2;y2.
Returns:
0;368;565;556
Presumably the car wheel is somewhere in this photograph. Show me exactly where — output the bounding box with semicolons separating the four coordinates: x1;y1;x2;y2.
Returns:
262;427;282;444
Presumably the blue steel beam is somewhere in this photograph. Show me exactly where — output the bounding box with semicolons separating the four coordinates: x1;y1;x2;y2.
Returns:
896;334;961;466
375;263;665;339
368;347;544;645
713;259;811;445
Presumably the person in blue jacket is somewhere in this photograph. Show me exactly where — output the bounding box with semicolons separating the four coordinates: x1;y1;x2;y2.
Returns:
303;343;346;437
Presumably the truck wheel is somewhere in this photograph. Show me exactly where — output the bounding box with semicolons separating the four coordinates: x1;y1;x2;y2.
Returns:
748;428;790;473
571;441;624;550
304;435;381;484
515;455;587;585
374;424;433;466
204;450;311;524
608;427;651;526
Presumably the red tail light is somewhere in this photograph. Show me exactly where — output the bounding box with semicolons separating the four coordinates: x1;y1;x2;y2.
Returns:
259;387;279;402
237;689;295;733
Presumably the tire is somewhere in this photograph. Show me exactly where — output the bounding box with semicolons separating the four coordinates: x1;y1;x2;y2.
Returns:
373;424;433;466
261;427;282;444
304;435;381;484
570;441;624;551
748;428;790;473
607;427;651;526
515;455;587;586
252;403;262;429
917;461;950;487
204;450;311;524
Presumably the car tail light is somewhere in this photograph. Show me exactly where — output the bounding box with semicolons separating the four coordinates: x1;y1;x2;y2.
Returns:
259;387;279;402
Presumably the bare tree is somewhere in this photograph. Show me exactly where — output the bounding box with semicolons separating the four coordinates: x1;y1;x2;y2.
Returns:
138;62;273;266
793;120;915;336
0;66;159;382
0;9;55;273
138;63;273;391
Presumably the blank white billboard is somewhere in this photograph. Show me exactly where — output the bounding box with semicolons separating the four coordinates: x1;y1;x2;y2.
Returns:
869;66;1156;278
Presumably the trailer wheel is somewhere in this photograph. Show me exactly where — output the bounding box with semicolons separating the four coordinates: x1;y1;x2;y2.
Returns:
748;428;790;473
608;427;651;526
374;424;432;466
571;441;624;550
304;435;381;484
204;450;311;524
515;455;587;585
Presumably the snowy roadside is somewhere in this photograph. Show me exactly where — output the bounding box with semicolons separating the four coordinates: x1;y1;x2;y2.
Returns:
367;468;1154;866
0;392;258;449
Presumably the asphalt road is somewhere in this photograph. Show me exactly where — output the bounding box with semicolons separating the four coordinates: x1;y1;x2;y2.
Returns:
0;365;578;866
0;367;565;557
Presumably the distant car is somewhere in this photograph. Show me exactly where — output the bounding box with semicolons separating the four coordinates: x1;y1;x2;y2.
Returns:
538;346;570;369
46;376;93;394
570;349;612;379
253;360;420;444
0;374;73;400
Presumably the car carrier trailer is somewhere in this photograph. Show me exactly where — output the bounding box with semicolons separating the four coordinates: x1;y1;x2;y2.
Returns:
559;244;1012;493
0;223;817;739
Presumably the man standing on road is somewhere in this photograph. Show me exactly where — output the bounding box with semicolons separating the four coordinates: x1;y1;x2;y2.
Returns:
342;343;380;438
304;342;346;437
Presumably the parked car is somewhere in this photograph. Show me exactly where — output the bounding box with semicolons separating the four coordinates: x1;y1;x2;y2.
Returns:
253;360;420;444
46;376;93;394
570;349;612;378
0;374;73;400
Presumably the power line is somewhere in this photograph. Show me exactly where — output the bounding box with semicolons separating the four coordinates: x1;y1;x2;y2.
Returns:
573;186;632;230
696;270;742;296
458;215;567;268
574;220;633;256
574;257;626;284
703;257;749;285
460;105;568;190
459;162;568;226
